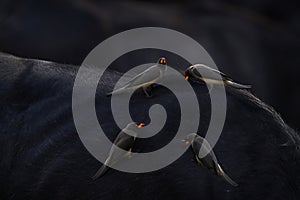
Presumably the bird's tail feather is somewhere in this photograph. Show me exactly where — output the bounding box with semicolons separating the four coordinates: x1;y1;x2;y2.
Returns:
106;87;127;96
216;164;238;187
92;165;109;180
226;81;252;89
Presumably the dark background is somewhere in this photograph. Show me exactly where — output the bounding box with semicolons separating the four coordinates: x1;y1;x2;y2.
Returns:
0;0;299;129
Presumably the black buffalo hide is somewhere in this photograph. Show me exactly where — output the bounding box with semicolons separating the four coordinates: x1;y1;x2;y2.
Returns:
0;52;299;199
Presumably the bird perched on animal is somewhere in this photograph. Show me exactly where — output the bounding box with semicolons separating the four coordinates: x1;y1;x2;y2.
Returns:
182;133;238;187
92;122;145;180
184;64;251;89
107;57;167;97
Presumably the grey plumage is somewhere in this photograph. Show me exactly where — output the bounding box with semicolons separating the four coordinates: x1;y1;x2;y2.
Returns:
92;122;144;180
183;133;238;187
107;57;167;97
185;64;251;89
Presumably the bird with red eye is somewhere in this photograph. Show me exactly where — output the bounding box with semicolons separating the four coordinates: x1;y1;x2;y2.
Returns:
184;64;251;90
92;122;145;180
182;133;238;187
107;57;167;98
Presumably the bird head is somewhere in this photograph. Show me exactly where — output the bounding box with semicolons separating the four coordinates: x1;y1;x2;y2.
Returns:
184;66;193;81
125;122;145;130
124;122;145;136
181;133;197;145
158;57;167;65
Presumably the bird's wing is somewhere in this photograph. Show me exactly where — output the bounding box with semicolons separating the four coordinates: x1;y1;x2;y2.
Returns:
225;80;252;89
193;64;233;81
215;163;239;187
122;65;160;88
191;65;252;90
106;132;135;163
92;131;136;180
193;136;215;159
113;132;135;150
193;136;218;168
92;164;109;180
201;65;232;81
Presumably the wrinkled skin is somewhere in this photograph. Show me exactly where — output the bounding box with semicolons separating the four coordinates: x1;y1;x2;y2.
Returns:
0;53;299;200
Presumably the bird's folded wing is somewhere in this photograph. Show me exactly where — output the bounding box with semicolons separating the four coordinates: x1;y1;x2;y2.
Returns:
194;65;232;81
124;66;160;87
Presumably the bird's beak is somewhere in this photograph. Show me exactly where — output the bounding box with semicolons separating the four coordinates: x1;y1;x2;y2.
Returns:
137;123;145;128
185;75;189;81
181;139;190;145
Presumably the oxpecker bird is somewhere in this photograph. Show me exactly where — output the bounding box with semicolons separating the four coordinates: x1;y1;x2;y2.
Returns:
182;133;238;187
184;64;251;89
92;122;145;180
107;57;167;97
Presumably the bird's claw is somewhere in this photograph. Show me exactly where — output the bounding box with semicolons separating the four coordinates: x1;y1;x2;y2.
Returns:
143;87;153;98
